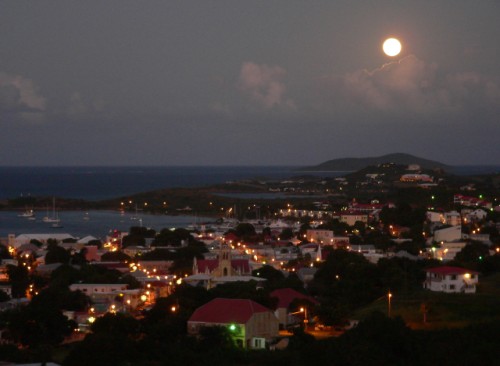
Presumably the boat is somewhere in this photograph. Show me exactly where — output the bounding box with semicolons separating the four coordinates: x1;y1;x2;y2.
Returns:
51;221;63;228
18;208;35;218
83;212;90;221
43;197;61;224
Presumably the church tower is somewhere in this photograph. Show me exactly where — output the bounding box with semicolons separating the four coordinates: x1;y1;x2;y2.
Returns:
215;243;232;277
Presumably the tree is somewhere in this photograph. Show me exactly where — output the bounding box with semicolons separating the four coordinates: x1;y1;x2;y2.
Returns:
279;228;294;240
0;289;10;302
100;251;131;262
198;326;235;351
45;244;71;265
6;264;29;298
309;249;382;310
453;241;490;269
5;291;77;348
334;311;417;365
235;223;256;239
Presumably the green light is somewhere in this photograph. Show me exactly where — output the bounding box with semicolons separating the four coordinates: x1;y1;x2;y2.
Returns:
229;324;236;331
479;256;483;260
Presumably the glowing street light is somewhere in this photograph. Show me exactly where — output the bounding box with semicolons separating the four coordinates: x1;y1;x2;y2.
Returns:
387;291;393;317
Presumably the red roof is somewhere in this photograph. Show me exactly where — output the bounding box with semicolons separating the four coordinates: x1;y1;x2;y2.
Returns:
189;298;271;324
270;288;318;309
426;266;478;275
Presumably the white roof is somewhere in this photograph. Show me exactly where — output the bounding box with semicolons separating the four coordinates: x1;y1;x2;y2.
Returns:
77;235;98;243
16;233;75;240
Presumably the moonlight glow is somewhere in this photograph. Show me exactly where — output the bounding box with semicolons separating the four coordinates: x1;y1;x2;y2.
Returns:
383;38;402;56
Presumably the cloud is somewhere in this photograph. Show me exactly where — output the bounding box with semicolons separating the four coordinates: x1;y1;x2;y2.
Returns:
0;72;46;123
0;72;46;112
342;55;500;115
239;62;295;109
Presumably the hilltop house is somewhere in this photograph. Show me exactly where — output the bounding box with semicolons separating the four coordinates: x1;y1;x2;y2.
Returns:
423;266;478;294
188;298;279;349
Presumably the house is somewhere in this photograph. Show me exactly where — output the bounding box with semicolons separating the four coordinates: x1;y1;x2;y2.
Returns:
188;298;279;349
340;211;368;226
423;266;478;293
270;288;318;329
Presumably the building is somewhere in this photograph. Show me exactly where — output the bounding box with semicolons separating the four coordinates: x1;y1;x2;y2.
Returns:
188;298;279;349
433;225;462;243
340;211;368;226
454;194;492;209
444;211;461;226
426;211;445;224
8;233;75;249
400;174;433;183
423;266;478;293
186;243;262;288
270;288;318;329
431;241;467;261
306;229;334;244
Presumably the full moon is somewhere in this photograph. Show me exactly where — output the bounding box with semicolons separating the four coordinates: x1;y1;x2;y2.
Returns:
383;38;402;57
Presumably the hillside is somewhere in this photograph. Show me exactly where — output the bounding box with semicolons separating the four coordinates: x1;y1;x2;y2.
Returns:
299;153;451;172
353;274;500;330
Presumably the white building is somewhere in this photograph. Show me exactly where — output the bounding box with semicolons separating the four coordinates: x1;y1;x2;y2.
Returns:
431;242;467;261
69;283;128;294
340;211;368;226
434;225;462;243
423;266;478;293
444;211;461;226
464;209;488;222
426;211;445;224
8;233;75;249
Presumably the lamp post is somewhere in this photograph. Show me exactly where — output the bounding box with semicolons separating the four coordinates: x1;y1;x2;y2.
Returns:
300;307;308;328
387;291;392;318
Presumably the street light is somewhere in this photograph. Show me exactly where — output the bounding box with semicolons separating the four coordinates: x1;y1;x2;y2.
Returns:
300;307;308;327
387;291;393;318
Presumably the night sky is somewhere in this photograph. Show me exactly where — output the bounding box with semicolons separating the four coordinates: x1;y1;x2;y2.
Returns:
1;1;499;166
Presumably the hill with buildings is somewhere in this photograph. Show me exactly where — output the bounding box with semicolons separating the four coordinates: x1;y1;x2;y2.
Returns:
299;153;451;172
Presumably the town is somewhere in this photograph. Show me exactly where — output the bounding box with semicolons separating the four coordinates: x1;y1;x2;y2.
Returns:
1;162;499;365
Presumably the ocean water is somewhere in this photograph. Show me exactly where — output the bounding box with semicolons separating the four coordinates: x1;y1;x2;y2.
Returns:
2;165;498;202
0;166;305;201
0;210;212;239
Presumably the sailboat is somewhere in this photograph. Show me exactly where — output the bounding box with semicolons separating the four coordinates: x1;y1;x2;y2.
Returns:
43;197;61;224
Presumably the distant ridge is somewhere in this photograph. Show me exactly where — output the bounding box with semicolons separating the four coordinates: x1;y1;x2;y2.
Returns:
300;153;451;172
